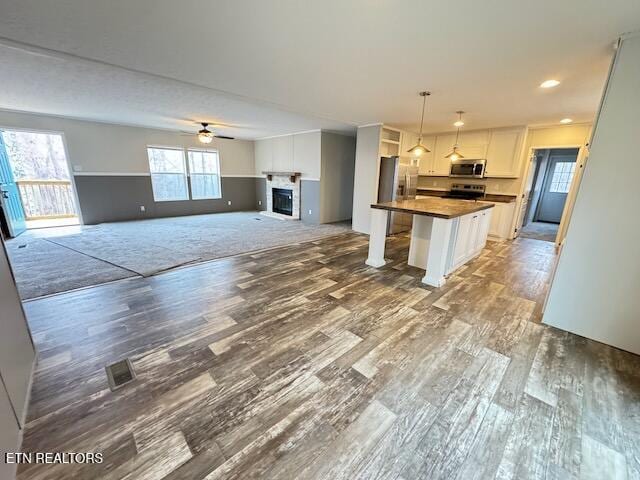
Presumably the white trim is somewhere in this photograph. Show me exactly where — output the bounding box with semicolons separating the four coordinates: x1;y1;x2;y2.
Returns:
73;171;151;176
73;172;266;178
221;174;263;178
358;123;384;128
255;129;321;140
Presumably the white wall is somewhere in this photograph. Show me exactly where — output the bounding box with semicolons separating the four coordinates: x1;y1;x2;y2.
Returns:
351;125;382;234
320;132;356;223
543;34;640;355
253;131;321;180
0;110;255;176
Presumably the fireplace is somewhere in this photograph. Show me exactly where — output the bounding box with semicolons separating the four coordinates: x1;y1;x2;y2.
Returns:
272;188;293;216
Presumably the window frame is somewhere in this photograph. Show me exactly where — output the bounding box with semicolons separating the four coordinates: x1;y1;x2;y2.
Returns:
146;145;190;202
186;148;223;200
548;161;576;194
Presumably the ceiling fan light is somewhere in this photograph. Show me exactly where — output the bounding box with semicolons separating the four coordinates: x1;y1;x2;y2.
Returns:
453;120;465;127
198;131;214;144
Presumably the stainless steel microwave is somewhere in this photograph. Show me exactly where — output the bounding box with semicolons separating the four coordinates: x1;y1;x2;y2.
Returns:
449;159;486;178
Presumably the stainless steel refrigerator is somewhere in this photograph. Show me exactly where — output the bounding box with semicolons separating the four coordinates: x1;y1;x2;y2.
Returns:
377;156;419;234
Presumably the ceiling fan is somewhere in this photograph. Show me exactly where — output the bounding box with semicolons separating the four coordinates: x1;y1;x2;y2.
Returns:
181;122;235;143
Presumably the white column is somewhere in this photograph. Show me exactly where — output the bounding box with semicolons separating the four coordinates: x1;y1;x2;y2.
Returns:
422;217;454;287
408;214;433;270
366;208;389;267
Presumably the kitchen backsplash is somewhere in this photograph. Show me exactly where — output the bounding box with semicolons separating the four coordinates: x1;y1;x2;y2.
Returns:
417;176;521;195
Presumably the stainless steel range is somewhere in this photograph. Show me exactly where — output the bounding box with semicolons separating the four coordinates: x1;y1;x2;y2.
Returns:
442;183;486;200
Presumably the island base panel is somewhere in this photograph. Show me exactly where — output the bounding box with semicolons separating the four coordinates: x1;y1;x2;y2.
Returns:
366;208;388;268
408;214;433;270
421;217;454;287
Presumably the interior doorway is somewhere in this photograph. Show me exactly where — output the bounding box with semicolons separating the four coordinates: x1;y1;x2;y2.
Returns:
519;147;579;242
0;129;80;237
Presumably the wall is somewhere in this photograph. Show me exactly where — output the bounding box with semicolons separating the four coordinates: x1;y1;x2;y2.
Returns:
351;125;382;234
0;110;257;224
320;132;356;223
543;34;640;354
0;236;36;480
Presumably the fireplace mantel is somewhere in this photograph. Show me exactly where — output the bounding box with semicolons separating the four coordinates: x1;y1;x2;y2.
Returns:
262;171;301;182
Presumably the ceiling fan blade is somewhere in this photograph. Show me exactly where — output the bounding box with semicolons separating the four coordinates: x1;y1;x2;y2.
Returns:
214;135;235;140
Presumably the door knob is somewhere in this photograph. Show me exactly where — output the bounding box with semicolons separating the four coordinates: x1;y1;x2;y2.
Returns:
1;190;8;199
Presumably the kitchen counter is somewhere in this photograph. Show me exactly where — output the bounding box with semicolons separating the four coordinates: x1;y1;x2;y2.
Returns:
416;188;517;203
366;198;494;287
371;197;494;219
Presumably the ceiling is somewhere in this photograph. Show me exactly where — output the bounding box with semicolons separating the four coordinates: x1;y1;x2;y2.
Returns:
0;0;638;139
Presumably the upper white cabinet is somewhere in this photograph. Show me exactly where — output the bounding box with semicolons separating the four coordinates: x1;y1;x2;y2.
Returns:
400;134;435;175
431;134;456;176
272;135;294;172
459;131;489;159
485;129;524;178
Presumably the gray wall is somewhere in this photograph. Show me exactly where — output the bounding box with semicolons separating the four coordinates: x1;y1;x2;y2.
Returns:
300;179;321;224
543;34;640;354
255;177;267;211
0;236;36;480
75;175;258;224
320;132;356;223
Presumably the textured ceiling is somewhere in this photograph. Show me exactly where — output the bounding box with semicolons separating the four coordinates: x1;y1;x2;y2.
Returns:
0;0;639;138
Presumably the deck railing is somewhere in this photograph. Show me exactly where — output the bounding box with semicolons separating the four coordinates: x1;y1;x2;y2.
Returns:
16;179;77;220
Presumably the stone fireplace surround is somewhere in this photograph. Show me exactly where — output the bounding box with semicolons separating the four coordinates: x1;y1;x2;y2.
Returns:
262;171;301;220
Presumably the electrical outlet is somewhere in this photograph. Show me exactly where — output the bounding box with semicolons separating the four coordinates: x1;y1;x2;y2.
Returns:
258;200;262;206
140;205;145;212
308;209;312;215
228;200;232;206
432;181;437;186
73;165;83;172
495;184;501;191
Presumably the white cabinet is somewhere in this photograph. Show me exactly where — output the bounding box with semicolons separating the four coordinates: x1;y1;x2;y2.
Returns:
432;134;456;176
487;201;516;240
400;134;435;175
449;208;492;271
485;129;524;178
272;135;294;171
255;138;273;173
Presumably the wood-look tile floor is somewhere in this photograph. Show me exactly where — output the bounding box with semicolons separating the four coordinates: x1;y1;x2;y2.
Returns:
17;233;640;480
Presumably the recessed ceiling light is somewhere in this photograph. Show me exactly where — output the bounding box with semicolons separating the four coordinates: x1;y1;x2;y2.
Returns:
560;118;573;124
540;79;560;88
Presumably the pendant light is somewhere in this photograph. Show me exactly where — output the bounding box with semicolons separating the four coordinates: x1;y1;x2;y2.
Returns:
445;111;465;161
407;91;431;156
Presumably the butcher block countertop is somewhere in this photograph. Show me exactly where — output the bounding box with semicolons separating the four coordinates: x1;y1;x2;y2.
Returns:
371;197;494;219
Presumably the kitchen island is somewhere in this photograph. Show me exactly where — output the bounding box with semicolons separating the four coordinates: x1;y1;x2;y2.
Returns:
366;197;494;287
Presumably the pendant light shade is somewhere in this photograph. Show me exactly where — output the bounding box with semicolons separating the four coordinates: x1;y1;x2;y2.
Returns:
407;91;431;156
445;111;465;160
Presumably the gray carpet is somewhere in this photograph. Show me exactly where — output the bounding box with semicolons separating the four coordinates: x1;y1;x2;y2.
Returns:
6;237;136;300
7;212;352;299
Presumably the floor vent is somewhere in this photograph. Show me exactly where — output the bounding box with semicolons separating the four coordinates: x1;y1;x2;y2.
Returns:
106;358;136;391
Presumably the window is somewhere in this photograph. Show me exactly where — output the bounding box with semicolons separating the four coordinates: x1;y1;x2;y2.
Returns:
147;147;188;201
187;149;221;199
549;161;576;193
